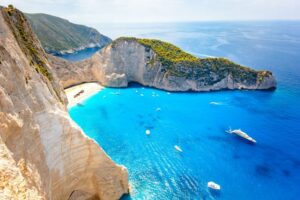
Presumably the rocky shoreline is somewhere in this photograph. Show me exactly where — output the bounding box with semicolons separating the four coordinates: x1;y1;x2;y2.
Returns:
50;38;277;91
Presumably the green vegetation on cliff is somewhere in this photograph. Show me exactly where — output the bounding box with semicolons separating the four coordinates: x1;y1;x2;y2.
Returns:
112;37;199;65
137;38;200;65
25;13;112;53
113;37;273;85
2;5;52;81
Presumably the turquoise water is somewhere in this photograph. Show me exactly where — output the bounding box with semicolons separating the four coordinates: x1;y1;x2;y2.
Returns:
68;21;300;199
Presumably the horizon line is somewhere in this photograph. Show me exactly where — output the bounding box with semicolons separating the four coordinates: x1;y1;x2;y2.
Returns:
92;19;300;24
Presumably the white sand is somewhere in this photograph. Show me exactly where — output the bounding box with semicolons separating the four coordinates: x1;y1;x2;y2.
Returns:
64;82;103;108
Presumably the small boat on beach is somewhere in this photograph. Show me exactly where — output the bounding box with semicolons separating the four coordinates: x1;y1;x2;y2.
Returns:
226;128;257;143
174;145;183;152
73;89;85;98
207;181;221;190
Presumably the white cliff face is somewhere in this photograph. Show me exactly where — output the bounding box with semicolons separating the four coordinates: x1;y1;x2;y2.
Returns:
0;7;128;200
51;39;276;91
48;55;99;89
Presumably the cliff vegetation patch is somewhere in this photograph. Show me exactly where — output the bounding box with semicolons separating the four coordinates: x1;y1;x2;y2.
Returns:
113;37;273;85
2;5;52;81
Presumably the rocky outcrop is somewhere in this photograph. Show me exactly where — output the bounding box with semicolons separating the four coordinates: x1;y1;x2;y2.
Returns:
48;55;99;88
0;6;128;200
50;37;276;91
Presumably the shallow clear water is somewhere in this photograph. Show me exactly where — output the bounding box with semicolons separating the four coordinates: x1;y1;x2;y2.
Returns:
68;21;300;200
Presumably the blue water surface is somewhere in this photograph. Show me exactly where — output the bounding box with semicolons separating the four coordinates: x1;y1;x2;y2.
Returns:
68;21;300;200
55;47;101;62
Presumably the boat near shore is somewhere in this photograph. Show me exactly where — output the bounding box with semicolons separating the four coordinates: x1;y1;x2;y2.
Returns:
174;145;183;152
226;128;257;143
145;129;151;135
208;181;221;190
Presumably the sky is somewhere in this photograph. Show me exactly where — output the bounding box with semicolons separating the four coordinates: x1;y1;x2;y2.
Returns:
1;0;300;25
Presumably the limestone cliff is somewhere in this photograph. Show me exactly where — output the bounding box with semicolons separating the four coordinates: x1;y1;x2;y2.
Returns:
50;37;276;91
0;6;128;200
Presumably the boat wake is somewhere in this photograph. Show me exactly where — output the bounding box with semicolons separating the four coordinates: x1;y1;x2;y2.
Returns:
209;101;224;105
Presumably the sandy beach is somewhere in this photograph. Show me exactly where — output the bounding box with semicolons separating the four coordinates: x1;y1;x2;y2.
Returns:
64;82;103;108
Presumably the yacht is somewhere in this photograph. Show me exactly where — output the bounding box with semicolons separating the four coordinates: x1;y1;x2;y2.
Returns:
174;145;183;152
226;128;257;143
207;181;221;190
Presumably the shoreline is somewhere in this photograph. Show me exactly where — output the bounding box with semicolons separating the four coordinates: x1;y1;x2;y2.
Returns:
64;82;103;108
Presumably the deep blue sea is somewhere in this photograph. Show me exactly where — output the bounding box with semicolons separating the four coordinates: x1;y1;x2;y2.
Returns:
68;21;300;200
55;47;101;62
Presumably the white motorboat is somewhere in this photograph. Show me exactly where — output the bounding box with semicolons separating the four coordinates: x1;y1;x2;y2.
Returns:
209;101;222;105
226;128;257;143
145;129;151;135
207;181;221;190
174;145;183;152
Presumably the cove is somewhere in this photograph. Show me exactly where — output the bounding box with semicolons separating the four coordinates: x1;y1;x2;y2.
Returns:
69;84;300;199
67;21;300;199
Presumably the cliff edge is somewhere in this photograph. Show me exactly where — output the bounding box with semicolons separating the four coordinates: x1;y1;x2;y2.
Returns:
51;37;276;91
0;6;128;200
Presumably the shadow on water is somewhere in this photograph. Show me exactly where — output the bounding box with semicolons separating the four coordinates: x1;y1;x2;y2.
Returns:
138;121;145;126
137;114;144;119
207;135;229;143
229;91;297;121
281;169;291;177
99;107;108;120
255;164;273;178
120;194;132;200
209;189;221;199
128;81;277;95
206;124;300;181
